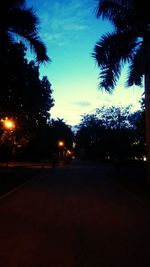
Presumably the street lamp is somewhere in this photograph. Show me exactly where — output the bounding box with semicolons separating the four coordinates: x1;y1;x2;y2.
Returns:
58;140;64;160
1;117;15;131
58;141;64;147
0;117;16;165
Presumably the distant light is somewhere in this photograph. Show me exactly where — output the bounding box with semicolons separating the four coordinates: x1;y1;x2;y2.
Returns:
1;118;15;130
73;142;76;148
5;121;14;129
58;141;64;147
143;156;147;161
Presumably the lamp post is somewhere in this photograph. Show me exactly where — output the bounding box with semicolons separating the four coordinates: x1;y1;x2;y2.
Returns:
1;117;16;166
58;140;64;160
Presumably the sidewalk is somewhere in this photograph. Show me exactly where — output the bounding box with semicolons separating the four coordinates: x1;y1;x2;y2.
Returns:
0;160;52;168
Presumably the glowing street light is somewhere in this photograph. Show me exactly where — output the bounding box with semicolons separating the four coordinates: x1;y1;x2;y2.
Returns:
1;118;15;131
0;118;16;166
58;140;64;147
58;140;65;160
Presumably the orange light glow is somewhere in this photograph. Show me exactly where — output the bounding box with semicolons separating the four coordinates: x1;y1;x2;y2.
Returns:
1;118;15;131
58;141;64;147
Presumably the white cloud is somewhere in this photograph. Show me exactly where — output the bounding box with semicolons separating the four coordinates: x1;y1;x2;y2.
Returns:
39;0;93;46
72;101;91;107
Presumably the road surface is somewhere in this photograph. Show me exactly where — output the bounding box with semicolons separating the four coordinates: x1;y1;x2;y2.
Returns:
0;161;150;267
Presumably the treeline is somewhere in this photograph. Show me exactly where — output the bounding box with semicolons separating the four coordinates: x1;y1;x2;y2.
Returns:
75;105;145;162
0;42;73;161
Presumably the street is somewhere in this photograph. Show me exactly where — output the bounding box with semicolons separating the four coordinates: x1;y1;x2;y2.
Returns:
0;161;150;267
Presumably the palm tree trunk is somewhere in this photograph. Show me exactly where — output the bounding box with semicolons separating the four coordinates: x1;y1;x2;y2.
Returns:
144;73;150;180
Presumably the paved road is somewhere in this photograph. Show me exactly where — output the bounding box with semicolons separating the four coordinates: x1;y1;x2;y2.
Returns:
0;161;150;267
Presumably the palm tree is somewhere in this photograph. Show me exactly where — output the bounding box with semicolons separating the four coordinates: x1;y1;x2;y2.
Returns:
0;0;49;63
93;0;150;178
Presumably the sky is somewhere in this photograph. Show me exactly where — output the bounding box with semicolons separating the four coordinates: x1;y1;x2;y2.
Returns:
26;0;144;127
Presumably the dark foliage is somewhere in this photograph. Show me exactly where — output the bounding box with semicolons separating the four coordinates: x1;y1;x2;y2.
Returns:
0;0;49;62
75;105;146;162
0;42;54;161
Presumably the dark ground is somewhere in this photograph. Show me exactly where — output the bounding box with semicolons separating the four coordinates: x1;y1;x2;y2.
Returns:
0;160;150;267
0;159;148;201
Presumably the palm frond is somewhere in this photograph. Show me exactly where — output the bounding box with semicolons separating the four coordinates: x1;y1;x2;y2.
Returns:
127;44;144;86
93;31;136;65
97;0;128;18
96;0;133;28
9;7;39;36
93;31;137;91
99;61;121;92
27;35;50;63
0;0;49;63
7;6;50;63
1;1;25;16
96;0;145;33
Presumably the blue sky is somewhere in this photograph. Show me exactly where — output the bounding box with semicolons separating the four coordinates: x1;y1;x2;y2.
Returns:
26;0;144;126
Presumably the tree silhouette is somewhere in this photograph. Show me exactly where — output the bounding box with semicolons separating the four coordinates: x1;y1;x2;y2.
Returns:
0;42;54;160
76;106;145;161
0;42;54;125
0;0;49;63
49;119;74;150
93;0;150;178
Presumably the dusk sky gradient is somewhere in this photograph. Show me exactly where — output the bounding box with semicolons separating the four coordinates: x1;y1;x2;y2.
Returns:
26;0;144;126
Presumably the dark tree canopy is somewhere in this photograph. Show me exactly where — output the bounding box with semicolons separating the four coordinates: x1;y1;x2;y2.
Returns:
0;42;54;127
49;118;74;150
0;0;49;63
75;106;145;161
93;0;150;91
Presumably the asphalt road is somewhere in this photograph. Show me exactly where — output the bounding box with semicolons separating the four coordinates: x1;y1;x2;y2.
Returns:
0;161;150;267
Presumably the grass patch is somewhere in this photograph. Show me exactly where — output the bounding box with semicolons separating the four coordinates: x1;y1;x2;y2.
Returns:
113;161;150;203
0;167;41;197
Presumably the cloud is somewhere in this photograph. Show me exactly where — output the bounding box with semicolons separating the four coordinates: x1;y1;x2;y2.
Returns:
50;1;89;31
72;101;91;107
39;0;93;46
42;32;68;46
